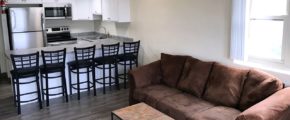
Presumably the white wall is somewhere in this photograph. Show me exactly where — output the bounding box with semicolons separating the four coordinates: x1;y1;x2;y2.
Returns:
100;0;232;64
46;20;95;33
98;0;290;85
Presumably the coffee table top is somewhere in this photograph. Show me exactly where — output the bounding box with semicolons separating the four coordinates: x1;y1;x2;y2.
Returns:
112;103;174;120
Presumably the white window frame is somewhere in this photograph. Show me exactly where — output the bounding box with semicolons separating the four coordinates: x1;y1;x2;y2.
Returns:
231;0;290;70
245;0;290;66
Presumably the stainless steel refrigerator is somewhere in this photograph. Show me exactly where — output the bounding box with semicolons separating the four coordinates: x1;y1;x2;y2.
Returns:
7;4;45;50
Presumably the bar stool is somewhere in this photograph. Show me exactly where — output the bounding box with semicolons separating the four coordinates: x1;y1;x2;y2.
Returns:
94;43;120;94
68;45;96;100
10;52;42;114
117;41;140;88
40;48;68;106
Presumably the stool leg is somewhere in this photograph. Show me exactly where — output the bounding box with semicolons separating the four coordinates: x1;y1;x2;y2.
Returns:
102;64;106;94
136;59;139;67
68;67;72;95
77;68;80;100
40;73;44;104
87;67;90;95
92;66;96;96
62;72;65;97
62;70;68;103
11;77;17;107
115;62;120;90
109;63;112;90
16;78;21;114
124;61;127;89
45;73;49;106
36;75;43;109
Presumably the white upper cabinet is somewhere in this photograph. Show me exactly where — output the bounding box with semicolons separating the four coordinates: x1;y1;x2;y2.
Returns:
42;0;71;3
117;0;130;22
71;0;93;20
71;0;102;21
7;0;43;4
102;0;131;22
92;0;102;15
102;0;117;21
8;0;71;4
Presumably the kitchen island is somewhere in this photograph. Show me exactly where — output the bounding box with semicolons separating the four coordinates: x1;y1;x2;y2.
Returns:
5;37;134;105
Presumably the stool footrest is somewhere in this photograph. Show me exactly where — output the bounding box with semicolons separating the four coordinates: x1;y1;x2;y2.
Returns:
18;97;39;103
43;92;64;96
19;91;38;97
14;80;37;85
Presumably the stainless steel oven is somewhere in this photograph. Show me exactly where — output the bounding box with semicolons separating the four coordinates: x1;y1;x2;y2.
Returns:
46;26;78;46
44;4;72;19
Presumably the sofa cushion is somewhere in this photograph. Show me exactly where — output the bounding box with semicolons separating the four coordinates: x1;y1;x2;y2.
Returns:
203;63;248;108
238;69;284;111
156;93;215;120
161;53;188;87
187;106;241;120
133;84;182;107
177;57;214;97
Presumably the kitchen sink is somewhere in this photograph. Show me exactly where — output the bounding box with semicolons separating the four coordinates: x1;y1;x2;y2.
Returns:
81;35;109;42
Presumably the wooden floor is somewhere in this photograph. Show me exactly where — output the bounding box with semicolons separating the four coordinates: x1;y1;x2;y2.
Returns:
0;74;129;120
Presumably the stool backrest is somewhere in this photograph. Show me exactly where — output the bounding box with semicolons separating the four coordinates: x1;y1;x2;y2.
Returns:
41;48;66;67
74;45;96;61
123;41;140;57
10;52;39;70
101;43;120;57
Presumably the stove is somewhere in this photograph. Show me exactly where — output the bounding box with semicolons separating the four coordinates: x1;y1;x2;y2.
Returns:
46;26;78;46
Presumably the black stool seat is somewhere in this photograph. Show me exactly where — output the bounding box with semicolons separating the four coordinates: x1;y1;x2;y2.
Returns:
40;63;64;73
68;60;94;70
95;56;117;65
117;53;137;62
11;67;39;78
10;52;42;114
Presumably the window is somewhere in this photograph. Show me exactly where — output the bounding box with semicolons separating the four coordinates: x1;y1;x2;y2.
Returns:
246;0;288;62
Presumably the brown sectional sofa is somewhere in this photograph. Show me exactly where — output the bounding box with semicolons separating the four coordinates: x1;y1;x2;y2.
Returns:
128;53;290;120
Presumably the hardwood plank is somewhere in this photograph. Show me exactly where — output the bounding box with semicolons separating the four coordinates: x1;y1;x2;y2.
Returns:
0;74;129;120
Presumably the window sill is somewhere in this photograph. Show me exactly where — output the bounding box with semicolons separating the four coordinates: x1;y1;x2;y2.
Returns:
233;60;290;76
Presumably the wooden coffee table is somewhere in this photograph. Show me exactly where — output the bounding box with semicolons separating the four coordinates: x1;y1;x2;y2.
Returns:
111;103;174;120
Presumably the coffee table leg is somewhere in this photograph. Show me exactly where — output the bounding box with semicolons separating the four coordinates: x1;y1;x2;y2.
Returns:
111;112;113;120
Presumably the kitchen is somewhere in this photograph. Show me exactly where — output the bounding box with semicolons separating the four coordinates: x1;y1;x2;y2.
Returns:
0;0;134;108
0;0;132;72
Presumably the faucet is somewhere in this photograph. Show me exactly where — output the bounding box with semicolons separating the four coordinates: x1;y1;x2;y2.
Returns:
99;26;109;38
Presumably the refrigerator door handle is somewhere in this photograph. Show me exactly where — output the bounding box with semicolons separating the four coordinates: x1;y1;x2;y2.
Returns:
11;10;17;30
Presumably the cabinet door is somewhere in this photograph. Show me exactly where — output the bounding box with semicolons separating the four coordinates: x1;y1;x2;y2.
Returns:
57;0;71;3
7;0;23;3
92;0;102;15
117;0;130;22
72;0;93;20
23;0;43;3
102;0;117;21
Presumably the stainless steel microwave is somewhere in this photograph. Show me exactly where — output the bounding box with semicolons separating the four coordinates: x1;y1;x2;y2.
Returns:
44;4;72;19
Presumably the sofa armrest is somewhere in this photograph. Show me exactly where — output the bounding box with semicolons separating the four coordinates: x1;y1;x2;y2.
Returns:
236;88;290;120
128;60;162;104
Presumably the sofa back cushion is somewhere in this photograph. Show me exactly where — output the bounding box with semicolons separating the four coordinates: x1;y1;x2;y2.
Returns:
238;69;284;111
203;63;248;108
177;57;214;97
160;53;188;88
